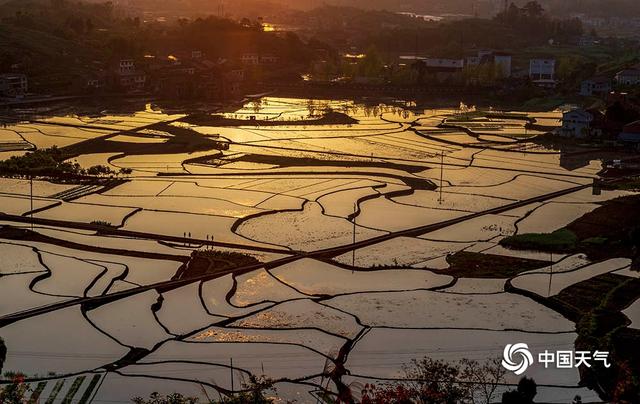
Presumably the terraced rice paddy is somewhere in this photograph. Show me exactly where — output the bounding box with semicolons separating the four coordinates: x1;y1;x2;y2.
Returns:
0;97;636;403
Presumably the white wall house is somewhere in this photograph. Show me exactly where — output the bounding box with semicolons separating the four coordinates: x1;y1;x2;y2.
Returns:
118;59;136;75
241;53;260;65
529;58;556;80
494;53;512;77
465;51;511;78
424;58;465;69
580;77;612;96
559;109;594;138
615;69;640;86
0;74;28;97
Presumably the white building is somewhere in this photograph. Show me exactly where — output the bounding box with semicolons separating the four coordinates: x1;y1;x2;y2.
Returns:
466;51;511;77
494;53;512;78
241;53;260;65
424;58;464;69
529;58;555;80
559;109;594;138
114;59;145;92
0;74;28;97
580;77;612;96
466;56;481;66
260;55;279;64
241;53;279;66
615;69;640;86
118;59;136;75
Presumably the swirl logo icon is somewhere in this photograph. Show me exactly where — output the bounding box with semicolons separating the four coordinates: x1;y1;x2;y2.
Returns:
502;343;534;375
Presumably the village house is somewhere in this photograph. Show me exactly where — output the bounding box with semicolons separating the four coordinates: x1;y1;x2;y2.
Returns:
615;69;640;86
241;53;280;66
85;70;108;91
422;58;465;82
223;67;245;97
580;76;612;97
558;108;595;138
529;58;556;87
466;50;512;78
111;59;146;92
0;73;28;98
241;53;260;66
494;53;512;78
577;35;599;47
149;53;245;100
260;55;280;64
618;120;640;150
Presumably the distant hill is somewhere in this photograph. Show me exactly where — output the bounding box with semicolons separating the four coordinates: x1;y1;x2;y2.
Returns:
110;0;640;20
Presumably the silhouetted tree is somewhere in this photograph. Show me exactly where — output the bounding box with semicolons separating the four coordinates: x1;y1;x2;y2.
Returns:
0;373;30;404
0;337;5;373
362;357;506;403
501;377;537;404
522;1;545;18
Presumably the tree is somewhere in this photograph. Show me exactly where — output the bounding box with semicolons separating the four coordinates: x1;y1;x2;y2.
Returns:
217;376;275;404
412;60;427;85
0;337;5;373
357;46;385;78
402;357;467;403
501;377;537;404
0;373;30;404
460;358;507;404
522;1;545;18
518;377;537;402
87;165;114;176
362;357;507;404
85;18;94;33
132;393;198;404
133;376;275;404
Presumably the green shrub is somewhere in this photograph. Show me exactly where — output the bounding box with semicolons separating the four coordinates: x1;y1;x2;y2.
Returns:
500;229;578;252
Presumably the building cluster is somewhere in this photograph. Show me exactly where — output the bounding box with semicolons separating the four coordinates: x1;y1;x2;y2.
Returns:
579;63;640;97
555;62;640;149
559;94;640;150
0;74;28;98
84;51;249;100
466;50;513;78
398;50;515;83
528;58;557;88
397;51;564;87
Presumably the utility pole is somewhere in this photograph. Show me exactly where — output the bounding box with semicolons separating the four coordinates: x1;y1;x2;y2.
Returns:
548;252;553;296
352;203;357;270
230;358;234;393
30;174;33;230
439;151;445;204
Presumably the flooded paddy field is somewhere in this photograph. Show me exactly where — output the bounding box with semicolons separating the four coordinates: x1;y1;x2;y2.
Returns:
0;98;637;403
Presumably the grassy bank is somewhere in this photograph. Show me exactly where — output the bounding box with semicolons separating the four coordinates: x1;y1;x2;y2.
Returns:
500;229;578;253
549;274;640;401
441;251;550;278
0;337;5;373
500;195;640;267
